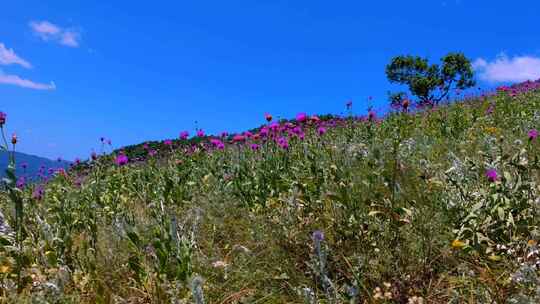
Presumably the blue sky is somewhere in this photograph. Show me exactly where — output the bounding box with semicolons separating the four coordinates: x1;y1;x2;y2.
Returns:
1;0;539;160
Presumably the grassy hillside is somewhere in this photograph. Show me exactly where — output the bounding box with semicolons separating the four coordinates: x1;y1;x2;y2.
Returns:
1;80;540;303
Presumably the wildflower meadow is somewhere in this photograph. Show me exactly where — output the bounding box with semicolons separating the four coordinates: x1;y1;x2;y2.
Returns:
1;79;540;303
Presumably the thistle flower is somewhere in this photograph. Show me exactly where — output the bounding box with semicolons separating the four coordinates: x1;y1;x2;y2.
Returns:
277;137;289;149
265;113;273;122
312;230;324;242
196;129;205;137
485;168;498;182
210;138;225;149
11;133;17;145
16;177;26;189
164;139;173;146
91;151;98;161
317;126;327;135
250;143;260;151
296;112;308;122
368;110;376;121
32;185;45;200
115;154;129;166
179;131;189;140
0;112;6;126
148;149;157;157
528;129;538;141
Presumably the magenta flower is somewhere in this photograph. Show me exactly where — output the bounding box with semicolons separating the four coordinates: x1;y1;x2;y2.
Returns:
179;131;189;140
296;113;308;122
164;139;173;146
143;143;149;149
16;177;26;189
265;113;273;122
486;168;498;182
311;115;320;123
0;111;6;126
317;126;327;135
250;143;260;151
196;129;205;137
277;137;289;149
220;131;229;138
115;154;129;166
91;152;98;161
148;149;157;157
210;138;225;149
528;129;538;141
32;185;45;200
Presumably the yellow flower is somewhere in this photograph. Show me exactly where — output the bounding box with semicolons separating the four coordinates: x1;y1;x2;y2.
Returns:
485;126;499;135
0;265;11;274
451;239;466;249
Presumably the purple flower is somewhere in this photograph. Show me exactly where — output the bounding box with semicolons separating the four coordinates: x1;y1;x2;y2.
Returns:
312;230;324;242
32;185;45;201
317;126;327;135
16;177;26;189
250;143;260;151
115;154;129;166
277;137;289;149
179;131;189;140
368;110;376;121
91;151;98;161
148;149;157;157
164;139;173;146
220;131;229;138
0;111;6;126
486;168;498;182
74;158;81;165
528;129;538;141
210;138;225;150
296;113;308;122
143;143;149;149
196;129;205;137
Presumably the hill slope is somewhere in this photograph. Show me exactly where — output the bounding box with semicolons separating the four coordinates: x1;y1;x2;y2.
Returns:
1;80;540;303
0;151;70;179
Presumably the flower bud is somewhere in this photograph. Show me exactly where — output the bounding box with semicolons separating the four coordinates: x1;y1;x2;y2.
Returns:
0;112;6;126
11;133;17;145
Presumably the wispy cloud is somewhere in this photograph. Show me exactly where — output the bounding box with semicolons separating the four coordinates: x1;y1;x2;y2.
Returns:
0;70;55;90
473;54;540;83
29;20;81;48
0;43;32;68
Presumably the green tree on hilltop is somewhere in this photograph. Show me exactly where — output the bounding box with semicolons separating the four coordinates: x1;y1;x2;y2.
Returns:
386;52;476;107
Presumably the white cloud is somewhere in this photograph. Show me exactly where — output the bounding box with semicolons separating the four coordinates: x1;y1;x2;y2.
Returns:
0;43;32;68
473;54;540;83
0;69;55;90
29;20;81;48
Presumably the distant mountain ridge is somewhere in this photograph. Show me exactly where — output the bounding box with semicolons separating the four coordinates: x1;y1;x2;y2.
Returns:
0;151;70;179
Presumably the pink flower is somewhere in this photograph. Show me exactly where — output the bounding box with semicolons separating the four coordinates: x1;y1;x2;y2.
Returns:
317;126;327;135
250;143;260;151
196;129;205;137
296;113;308;122
210;138;225;150
277;137;289;149
164;139;173;146
265;113;273;122
528;129;538;141
115;154;129;166
0;112;6;126
232;134;246;143
485;169;498;182
179;131;189;140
